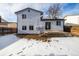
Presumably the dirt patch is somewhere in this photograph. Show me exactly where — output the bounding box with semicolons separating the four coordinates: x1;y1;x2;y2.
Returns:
40;32;72;37
16;34;50;42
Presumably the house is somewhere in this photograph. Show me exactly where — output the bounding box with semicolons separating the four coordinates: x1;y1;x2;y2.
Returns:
15;7;64;34
0;16;7;22
0;16;17;33
64;15;79;32
64;15;79;36
64;23;79;36
64;15;79;24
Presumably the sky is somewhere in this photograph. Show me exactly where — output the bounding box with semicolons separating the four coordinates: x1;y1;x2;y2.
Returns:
0;3;79;22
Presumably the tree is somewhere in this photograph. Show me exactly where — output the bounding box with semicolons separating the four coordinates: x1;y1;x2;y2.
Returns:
48;3;62;19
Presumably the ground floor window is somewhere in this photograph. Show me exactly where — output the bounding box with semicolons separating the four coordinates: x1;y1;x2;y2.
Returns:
29;25;34;30
22;26;27;30
45;22;51;30
56;21;61;26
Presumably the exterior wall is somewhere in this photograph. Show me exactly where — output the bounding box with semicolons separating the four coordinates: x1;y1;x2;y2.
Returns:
17;9;42;34
0;23;8;27
7;23;16;28
41;20;64;32
51;20;64;31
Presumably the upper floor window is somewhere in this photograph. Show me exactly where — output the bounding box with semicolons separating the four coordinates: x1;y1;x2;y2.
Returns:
56;21;61;26
22;14;26;19
22;26;27;30
28;9;30;12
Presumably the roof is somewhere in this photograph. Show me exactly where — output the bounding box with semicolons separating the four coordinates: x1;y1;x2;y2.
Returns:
0;16;7;22
1;19;8;22
64;14;79;19
15;7;43;14
64;14;79;21
41;19;64;21
65;23;79;26
0;22;17;24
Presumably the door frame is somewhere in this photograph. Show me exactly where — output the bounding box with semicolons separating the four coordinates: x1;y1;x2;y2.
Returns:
45;22;51;30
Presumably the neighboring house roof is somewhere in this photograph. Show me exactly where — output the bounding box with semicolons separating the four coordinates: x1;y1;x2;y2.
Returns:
0;16;8;22
0;22;17;24
64;14;79;20
64;14;79;17
65;23;79;26
1;19;8;22
15;7;43;14
41;19;64;21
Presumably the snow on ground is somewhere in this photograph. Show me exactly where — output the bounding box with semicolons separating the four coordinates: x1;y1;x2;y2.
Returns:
0;34;19;49
0;35;79;56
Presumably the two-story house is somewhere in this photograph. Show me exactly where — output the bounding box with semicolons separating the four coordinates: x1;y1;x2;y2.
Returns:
15;8;64;34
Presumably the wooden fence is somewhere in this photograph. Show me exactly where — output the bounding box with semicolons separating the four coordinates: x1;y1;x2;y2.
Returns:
0;27;17;34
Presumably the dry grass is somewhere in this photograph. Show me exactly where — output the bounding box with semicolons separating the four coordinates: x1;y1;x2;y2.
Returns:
16;34;50;42
40;32;72;37
16;32;72;42
0;32;16;36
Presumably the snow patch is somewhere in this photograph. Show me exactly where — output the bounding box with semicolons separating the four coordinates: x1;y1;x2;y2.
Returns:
0;35;79;56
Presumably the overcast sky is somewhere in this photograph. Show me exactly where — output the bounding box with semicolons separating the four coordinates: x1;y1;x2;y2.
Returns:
0;3;79;22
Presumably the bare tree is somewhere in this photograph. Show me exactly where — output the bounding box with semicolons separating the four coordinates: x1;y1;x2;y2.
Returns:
48;3;62;19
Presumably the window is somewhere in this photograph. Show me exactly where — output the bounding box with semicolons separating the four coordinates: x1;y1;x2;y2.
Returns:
22;26;26;30
56;21;61;26
29;26;34;30
45;22;51;30
28;9;30;12
22;14;26;19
